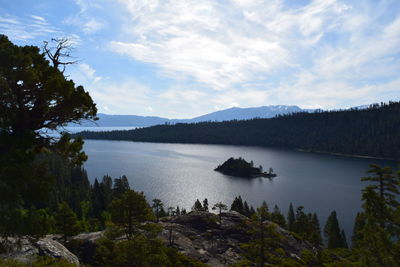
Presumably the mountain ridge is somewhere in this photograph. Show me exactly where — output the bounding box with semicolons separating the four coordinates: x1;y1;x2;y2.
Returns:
73;105;307;127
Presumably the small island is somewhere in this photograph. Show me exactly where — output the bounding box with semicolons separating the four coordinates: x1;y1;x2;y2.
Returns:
214;157;277;178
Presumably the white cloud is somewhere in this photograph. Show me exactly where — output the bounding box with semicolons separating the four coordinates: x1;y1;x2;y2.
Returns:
31;15;46;22
74;0;102;13
5;0;398;116
0;14;61;41
64;15;105;34
83;18;104;33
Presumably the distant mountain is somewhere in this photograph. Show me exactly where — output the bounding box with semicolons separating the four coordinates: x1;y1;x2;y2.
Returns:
180;105;304;123
77;114;170;127
72;105;307;127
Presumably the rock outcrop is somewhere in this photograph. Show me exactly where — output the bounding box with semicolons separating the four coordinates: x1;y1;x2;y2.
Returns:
1;212;316;266
0;236;80;266
158;211;315;266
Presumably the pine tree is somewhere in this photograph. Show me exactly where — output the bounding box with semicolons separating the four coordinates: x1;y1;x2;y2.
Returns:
362;164;399;207
259;201;270;220
354;165;400;266
287;203;295;231
310;213;322;247
212;202;228;224
192;199;203;211
270;205;286;228
113;175;130;199
324;211;346;249
351;212;366;248
230;196;244;214
361;164;399;228
152;198;164;222
109;190;153;239
242;203;283;266
55;202;80;244
243;201;251;217
202;198;209;212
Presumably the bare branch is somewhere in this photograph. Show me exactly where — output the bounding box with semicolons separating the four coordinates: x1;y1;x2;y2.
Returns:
43;38;78;73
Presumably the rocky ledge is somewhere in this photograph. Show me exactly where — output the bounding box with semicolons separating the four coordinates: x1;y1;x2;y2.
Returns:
158;211;315;266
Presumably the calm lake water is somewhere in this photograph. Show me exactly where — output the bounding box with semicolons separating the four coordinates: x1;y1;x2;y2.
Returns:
82;139;397;240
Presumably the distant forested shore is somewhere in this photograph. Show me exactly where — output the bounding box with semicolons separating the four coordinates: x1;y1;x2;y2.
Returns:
75;102;400;160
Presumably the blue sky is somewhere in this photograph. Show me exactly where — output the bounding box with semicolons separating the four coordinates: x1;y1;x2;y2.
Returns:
1;0;399;118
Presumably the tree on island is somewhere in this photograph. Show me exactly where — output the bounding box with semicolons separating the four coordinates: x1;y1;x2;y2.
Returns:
0;34;97;237
212;202;228;224
215;157;276;178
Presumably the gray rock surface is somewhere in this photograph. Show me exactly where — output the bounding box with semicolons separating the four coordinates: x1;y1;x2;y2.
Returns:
72;231;103;243
0;236;79;266
159;211;316;266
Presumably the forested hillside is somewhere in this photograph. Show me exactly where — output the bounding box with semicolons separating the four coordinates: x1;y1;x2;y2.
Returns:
76;102;400;159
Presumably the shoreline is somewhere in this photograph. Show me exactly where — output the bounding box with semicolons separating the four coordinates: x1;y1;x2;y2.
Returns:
296;149;397;161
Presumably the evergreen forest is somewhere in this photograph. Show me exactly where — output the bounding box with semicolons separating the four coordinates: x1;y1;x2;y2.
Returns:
76;102;400;160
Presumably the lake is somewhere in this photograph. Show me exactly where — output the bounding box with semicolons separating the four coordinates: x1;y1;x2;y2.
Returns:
82;139;397;240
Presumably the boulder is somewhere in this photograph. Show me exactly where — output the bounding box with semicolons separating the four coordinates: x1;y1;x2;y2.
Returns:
0;236;79;266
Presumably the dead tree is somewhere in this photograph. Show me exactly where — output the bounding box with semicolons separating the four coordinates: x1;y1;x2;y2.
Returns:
43;38;78;73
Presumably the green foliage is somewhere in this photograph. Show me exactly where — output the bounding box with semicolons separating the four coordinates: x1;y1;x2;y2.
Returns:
351;212;366;249
0;35;96;237
93;235;208;267
270;205;287;228
45;154;91;213
20;208;55;238
212;202;228;224
288;206;322;247
112;175;130;199
287;203;295;232
241;203;286;266
108;189;154;239
230;195;256;217
350;164;400;266
324;211;346;249
231;196;244;213
54;202;80;244
215;157;267;177
152;198;166;222
192;199;203;211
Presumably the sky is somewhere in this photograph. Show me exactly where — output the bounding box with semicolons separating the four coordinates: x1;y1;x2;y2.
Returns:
1;0;399;118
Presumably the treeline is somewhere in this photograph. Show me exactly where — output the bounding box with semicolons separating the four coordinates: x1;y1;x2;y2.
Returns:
76;101;400;159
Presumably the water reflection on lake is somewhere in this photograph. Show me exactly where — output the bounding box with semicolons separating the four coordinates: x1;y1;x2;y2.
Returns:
82;139;397;239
